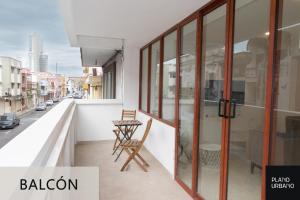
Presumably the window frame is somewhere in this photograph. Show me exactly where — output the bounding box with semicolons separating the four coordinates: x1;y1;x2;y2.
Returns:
139;28;178;127
138;0;279;199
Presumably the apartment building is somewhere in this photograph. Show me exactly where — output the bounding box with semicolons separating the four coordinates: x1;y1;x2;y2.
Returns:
0;56;22;114
21;68;37;110
82;67;102;99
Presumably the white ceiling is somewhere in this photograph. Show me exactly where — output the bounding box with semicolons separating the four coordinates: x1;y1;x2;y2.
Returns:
58;0;210;66
81;48;116;67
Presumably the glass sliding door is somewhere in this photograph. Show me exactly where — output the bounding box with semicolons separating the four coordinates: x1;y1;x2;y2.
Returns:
162;31;177;123
141;48;149;111
227;0;270;199
270;0;300;165
150;41;160;116
197;4;226;200
177;19;197;188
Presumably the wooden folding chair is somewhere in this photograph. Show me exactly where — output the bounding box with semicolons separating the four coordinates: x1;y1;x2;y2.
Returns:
112;109;136;150
120;118;152;172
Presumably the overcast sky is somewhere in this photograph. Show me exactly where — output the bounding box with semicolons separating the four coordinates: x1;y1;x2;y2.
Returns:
0;0;82;76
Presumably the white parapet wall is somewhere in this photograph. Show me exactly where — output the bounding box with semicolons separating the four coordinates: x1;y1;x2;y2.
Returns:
0;99;76;167
0;99;176;178
75;99;123;141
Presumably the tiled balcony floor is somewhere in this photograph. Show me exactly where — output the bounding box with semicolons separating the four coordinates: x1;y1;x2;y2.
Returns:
75;140;192;200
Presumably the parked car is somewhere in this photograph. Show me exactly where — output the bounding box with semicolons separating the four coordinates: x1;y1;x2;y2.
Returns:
0;113;20;129
73;93;82;99
36;102;47;111
46;100;54;106
52;98;60;103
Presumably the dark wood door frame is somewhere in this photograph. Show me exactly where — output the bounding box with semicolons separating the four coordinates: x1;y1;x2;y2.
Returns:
138;0;282;199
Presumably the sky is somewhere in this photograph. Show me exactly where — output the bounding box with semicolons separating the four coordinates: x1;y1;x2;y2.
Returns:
0;0;82;76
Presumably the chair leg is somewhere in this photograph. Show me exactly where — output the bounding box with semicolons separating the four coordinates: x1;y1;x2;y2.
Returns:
130;148;149;167
124;149;147;172
121;150;135;171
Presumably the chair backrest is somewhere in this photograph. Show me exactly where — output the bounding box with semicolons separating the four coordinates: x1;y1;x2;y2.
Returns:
121;109;136;120
138;118;152;150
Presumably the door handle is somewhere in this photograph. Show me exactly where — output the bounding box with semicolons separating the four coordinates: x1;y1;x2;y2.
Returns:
218;98;227;118
229;99;236;118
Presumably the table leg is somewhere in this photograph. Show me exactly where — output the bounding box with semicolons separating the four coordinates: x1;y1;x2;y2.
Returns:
112;125;127;155
114;124;138;162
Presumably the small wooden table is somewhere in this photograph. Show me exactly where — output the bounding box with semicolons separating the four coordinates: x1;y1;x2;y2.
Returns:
112;120;142;161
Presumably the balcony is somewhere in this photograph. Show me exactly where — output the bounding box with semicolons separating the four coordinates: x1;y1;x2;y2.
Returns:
0;99;190;200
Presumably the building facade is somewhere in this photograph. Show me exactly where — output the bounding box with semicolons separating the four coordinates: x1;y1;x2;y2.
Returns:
21;68;37;111
28;32;42;72
0;57;22;114
28;32;48;72
39;54;48;72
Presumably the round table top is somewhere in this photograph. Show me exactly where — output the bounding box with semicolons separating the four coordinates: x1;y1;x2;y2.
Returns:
200;144;221;151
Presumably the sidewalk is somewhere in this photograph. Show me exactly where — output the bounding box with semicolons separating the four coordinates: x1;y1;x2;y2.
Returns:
17;107;35;118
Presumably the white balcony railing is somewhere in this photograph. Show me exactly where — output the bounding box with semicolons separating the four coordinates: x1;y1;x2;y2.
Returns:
0;99;76;166
0;98;175;199
0;98;174;170
0;99;125;166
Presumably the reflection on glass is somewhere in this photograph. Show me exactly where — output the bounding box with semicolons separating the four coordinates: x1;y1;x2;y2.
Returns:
197;5;226;199
227;1;269;200
271;0;300;165
150;41;160;116
178;20;196;188
162;31;177;122
141;48;148;111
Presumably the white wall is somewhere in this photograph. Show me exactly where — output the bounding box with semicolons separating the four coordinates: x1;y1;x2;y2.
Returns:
74;100;176;177
134;112;175;177
122;45;140;109
115;54;123;101
75;99;123;141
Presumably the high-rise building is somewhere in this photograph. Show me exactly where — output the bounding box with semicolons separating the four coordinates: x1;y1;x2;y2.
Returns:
28;32;48;72
28;32;42;72
39;53;48;72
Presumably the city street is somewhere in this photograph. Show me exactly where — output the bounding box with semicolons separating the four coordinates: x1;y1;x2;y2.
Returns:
0;105;55;149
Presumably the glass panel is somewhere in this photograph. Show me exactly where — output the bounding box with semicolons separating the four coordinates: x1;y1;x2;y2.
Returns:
141;48;148;111
197;5;226;199
271;0;300;165
162;31;177;122
150;41;160;115
177;20;196;188
227;1;270;199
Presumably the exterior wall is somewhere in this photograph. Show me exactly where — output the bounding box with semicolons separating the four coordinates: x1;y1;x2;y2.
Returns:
0;57;22;114
39;54;48;72
135;112;175;177
100;44;140;107
115;54;123;101
122;45;140;109
75;99;123;141
29;32;42;72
